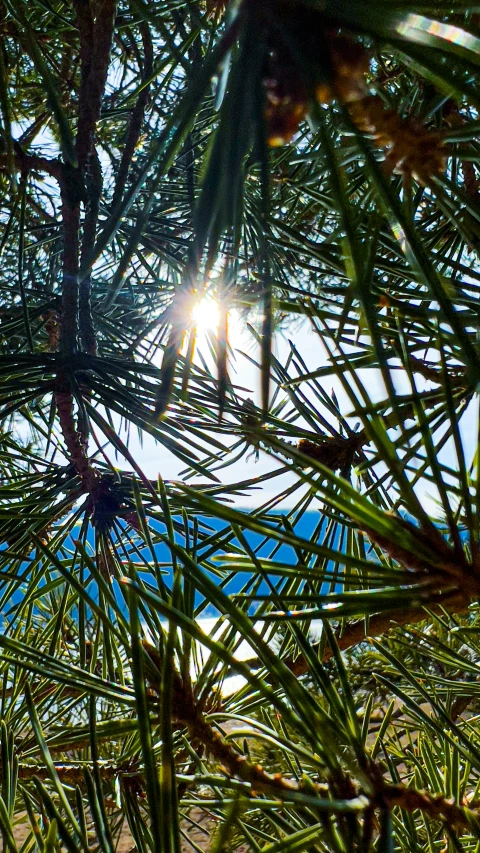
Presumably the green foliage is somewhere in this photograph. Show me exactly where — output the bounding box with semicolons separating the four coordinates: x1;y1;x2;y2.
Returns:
1;0;480;850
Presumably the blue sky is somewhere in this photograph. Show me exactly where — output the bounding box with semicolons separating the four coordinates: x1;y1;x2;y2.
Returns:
118;303;477;517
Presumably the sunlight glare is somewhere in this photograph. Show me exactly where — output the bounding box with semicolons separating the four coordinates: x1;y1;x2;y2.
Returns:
191;294;220;333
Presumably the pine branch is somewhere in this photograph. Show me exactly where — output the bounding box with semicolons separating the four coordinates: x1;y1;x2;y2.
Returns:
380;784;480;833
141;642;480;834
55;382;99;495
285;592;469;677
72;0;118;355
1;147;63;181
14;764;480;835
79;148;102;355
74;0;118;170
59;173;83;354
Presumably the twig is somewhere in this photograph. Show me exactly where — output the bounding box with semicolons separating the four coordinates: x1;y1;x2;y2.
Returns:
1;147;63;182
75;0;118;170
55;384;99;495
79;148;102;354
72;0;118;354
380;784;480;832
141;642;480;832
142;641;296;796
72;0;94;132
286;593;470;678
58;166;85;354
15;763;480;834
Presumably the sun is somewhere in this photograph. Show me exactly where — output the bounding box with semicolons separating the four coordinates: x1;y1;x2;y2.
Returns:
190;294;220;333
184;291;249;357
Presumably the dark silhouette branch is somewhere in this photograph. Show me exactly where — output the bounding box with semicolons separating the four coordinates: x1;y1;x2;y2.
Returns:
59;174;82;354
71;0;118;356
79;148;102;355
1;147;63;182
75;0;118;170
55;382;99;495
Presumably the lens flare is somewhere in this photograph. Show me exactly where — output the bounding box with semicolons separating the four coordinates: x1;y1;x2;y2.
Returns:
191;294;220;333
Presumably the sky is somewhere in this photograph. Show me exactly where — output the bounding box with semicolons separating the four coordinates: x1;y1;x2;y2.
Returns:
121;302;387;509
119;307;309;504
119;296;477;516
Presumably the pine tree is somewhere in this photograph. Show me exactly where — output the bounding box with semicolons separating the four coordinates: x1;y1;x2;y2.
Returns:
1;1;480;850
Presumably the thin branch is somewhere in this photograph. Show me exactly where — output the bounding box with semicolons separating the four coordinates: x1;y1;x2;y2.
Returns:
142;641;298;796
58;169;83;353
286;592;469;677
380;784;480;832
75;0;118;170
55;383;99;495
4;116;86;357
79;148;102;355
14;765;480;834
72;0;94;126
1;147;63;182
72;0;118;354
142;641;480;832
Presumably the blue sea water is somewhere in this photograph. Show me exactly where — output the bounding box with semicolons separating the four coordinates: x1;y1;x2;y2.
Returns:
74;511;325;616
0;512;329;621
